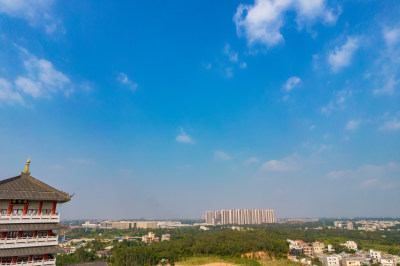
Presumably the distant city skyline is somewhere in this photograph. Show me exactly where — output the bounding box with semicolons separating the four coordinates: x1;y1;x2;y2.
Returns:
0;1;399;219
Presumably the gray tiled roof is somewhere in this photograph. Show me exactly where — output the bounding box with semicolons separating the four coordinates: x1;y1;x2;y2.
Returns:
0;173;71;203
0;245;65;256
0;223;67;232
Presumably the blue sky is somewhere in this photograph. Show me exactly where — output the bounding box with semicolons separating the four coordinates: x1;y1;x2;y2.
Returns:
0;0;399;219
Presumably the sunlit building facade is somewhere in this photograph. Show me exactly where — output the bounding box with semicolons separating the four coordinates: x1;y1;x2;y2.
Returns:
205;209;275;225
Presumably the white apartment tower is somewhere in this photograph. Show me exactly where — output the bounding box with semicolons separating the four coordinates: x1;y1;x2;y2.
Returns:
205;209;275;225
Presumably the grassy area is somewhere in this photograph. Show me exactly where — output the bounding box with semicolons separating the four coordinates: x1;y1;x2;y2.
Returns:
175;256;299;266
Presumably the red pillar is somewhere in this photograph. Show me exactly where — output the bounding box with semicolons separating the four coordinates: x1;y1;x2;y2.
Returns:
47;230;52;236
18;231;23;238
51;201;57;214
38;201;43;215
43;254;48;260
22;205;28;215
1;232;6;239
12;256;17;263
29;255;33;262
33;231;38;237
6;204;12;215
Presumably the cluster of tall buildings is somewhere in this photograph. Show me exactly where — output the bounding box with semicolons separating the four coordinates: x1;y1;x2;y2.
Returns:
205;209;275;225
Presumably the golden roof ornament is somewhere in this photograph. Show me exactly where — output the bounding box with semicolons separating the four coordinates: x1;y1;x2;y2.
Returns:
23;158;30;173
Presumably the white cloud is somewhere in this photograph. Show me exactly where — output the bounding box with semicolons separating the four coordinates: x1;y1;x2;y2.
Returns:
117;72;138;91
0;0;60;34
0;47;74;104
224;44;238;63
328;37;359;72
239;62;247;69
345;120;361;131
261;160;295;171
380;115;400;131
321;89;352;115
283;76;301;91
204;63;212;70
373;75;399;95
176;128;194;143
327;162;400;189
244;157;259;165
360;178;378;187
214;151;231;161
260;155;301;171
15;52;71;97
384;27;400;47
233;0;339;48
0;78;23;104
225;67;234;78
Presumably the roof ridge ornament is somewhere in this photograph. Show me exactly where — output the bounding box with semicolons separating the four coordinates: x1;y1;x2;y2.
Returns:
23;158;30;174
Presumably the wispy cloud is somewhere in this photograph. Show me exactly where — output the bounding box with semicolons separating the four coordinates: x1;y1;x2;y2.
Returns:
244;157;259;165
321;89;352;115
260;155;300;171
0;0;61;34
0;78;23;104
383;27;400;47
0;46;73;104
224;44;238;63
373;75;400;95
176;128;195;143
328;37;359;72
380;113;400;131
345;120;362;131
117;73;138;91
214;151;231;161
234;0;339;48
15;50;71;97
327;162;400;189
283;76;301;92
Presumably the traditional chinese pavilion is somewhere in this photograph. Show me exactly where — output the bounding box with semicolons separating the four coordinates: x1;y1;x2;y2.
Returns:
0;159;71;265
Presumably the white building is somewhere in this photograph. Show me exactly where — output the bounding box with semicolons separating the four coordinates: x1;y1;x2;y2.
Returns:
205;209;275;225
343;241;358;250
161;234;170;241
380;257;396;266
322;255;342;266
369;249;382;259
341;258;362;266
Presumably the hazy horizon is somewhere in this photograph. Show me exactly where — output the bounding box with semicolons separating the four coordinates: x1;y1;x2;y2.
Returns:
0;0;399;220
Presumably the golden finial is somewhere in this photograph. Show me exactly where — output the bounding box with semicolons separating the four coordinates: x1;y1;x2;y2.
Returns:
23;158;30;173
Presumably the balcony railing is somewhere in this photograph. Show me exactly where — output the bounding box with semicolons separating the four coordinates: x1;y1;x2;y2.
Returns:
0;214;59;224
0;236;58;249
0;259;56;266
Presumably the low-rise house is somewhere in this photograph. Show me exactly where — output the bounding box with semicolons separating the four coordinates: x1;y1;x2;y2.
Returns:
290;247;303;256
161;234;170;241
341;258;361;266
322;254;342;266
300;242;313;257
369;249;382;260
312;241;325;254
141;232;159;243
342;241;358;250
380;256;396;266
95;249;111;258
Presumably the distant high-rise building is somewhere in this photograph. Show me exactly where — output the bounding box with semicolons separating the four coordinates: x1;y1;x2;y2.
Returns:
205;209;275;225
